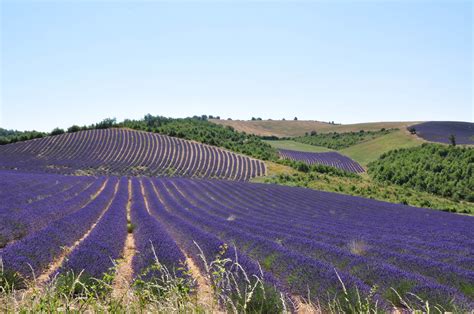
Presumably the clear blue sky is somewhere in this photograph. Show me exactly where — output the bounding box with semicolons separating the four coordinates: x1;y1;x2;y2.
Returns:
1;0;472;132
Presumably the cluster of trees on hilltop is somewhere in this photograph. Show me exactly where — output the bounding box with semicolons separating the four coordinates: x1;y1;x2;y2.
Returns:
292;129;394;150
368;144;473;202
0;128;46;145
119;115;278;160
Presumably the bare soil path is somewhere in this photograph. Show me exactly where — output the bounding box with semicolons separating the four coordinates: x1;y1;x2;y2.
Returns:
35;179;119;285
112;178;136;301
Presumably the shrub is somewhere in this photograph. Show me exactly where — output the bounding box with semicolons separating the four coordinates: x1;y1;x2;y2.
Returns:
51;128;65;136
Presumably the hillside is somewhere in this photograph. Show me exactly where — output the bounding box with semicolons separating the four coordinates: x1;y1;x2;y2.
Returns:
210;119;419;137
120;115;278;160
1;119;473;313
0;128;46;145
339;129;423;166
411;121;474;145
0;129;266;181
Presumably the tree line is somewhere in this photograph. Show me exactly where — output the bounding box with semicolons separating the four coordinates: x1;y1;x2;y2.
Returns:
291;129;394;150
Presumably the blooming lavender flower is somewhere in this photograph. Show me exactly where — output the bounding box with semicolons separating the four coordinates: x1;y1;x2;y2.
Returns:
279;149;365;173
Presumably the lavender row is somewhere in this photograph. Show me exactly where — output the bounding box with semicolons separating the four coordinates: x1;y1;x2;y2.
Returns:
0;170;87;212
279;149;365;173
130;177;187;278
155;179;472;307
147;180;362;300
0;128;266;181
0;178;97;248
173;178;474;286
140;178;280;289
0;177;119;279
153;178;473;308
58;177;128;279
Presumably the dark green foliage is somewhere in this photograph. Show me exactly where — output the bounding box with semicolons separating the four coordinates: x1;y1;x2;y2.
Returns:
368;144;474;202
51;128;65;136
408;127;417;134
119;115;278;160
293;129;395;150
94;118;117;129
449;134;456;147
67;125;81;133
0;128;45;145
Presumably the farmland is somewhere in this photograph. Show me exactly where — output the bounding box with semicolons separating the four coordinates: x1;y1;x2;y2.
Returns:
411;121;474;145
2;1;472;311
0;128;266;181
278;150;365;173
0;120;473;313
210;119;418;138
1;169;473;312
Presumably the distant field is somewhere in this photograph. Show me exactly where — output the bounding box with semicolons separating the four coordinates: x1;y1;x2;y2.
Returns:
264;140;332;152
264;130;423;168
412;121;474;145
279;149;365;173
339;130;423;166
211;119;419;137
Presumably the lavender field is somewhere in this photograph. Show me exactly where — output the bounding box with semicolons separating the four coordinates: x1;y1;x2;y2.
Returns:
1;170;472;310
0;129;266;181
413;121;474;145
279;149;365;173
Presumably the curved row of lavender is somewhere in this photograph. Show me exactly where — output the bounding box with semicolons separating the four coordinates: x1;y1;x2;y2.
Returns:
1;170;472;309
412;121;474;145
279;149;365;173
0;128;266;181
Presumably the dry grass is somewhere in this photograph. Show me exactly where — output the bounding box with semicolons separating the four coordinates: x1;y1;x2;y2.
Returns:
210;119;420;138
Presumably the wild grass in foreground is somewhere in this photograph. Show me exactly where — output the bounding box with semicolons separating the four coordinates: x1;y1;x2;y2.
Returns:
0;250;470;313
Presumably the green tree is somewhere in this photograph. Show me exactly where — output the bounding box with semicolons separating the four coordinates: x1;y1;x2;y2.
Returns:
449;134;456;146
51;128;65;136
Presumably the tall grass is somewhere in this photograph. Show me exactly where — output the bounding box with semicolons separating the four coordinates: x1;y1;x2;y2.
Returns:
0;252;468;313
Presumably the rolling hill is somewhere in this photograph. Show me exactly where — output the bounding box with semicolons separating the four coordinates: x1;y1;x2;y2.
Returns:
339;129;424;166
1;119;473;312
210;119;419;138
0;128;266;181
412;121;474;145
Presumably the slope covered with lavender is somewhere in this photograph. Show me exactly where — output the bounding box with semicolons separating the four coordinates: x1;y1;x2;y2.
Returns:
0;129;266;181
412;121;474;145
279;149;365;173
1;170;472;310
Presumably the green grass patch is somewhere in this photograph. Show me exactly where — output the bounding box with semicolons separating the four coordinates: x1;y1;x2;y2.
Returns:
339;130;422;166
